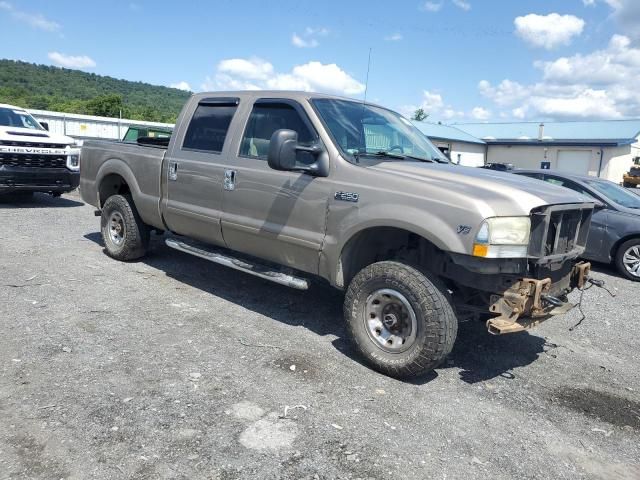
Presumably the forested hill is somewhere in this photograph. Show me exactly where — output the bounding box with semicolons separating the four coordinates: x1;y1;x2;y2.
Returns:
0;59;191;123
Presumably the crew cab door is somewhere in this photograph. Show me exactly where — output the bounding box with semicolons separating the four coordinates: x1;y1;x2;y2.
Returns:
221;98;330;274
162;97;240;246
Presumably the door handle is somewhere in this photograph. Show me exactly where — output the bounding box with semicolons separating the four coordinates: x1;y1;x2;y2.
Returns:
168;161;178;181
224;169;236;191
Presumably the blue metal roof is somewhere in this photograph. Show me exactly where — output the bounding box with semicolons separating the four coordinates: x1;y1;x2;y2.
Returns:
455;120;640;146
414;121;485;145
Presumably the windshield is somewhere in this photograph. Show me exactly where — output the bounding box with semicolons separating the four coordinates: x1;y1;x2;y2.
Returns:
586;179;640;209
0;107;44;130
311;98;448;163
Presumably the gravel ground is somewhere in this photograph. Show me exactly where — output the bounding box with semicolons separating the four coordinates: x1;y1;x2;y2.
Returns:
1;191;639;480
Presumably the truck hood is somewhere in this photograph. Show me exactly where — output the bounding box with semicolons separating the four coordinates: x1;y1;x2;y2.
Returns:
370;161;591;215
0;125;76;146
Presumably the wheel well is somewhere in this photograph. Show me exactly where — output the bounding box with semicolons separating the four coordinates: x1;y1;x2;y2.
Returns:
99;174;131;207
611;234;640;260
337;227;442;287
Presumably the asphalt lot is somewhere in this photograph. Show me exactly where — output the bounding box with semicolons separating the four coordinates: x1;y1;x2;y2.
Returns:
1;191;639;480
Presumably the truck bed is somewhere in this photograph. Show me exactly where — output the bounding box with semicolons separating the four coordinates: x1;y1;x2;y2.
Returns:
79;140;166;229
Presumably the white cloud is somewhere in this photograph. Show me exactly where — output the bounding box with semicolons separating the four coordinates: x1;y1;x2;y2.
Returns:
514;13;585;50
48;52;96;69
291;26;328;48
384;33;403;41
470;107;491;120
400;90;465;121
305;27;329;36
452;0;471;11
202;57;365;96
170;81;191;91
478;34;640;120
0;1;60;31
582;0;596;5
421;1;442;12
604;0;640;41
218;57;274;80
292;33;318;48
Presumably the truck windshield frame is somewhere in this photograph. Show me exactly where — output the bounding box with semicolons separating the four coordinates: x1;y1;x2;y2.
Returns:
0;107;45;130
310;98;449;164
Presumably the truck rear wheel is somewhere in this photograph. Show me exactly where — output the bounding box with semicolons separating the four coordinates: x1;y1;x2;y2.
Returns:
344;261;457;378
100;194;149;261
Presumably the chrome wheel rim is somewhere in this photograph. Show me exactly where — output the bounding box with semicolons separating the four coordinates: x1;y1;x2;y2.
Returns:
364;289;417;353
622;245;640;278
108;211;125;246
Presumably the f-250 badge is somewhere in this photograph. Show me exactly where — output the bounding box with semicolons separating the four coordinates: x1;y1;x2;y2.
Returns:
334;191;359;203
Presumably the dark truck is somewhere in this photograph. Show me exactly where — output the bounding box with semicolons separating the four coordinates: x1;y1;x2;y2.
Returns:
80;91;594;378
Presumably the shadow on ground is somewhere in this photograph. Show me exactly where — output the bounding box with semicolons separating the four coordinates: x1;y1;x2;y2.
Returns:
84;231;547;385
0;192;84;209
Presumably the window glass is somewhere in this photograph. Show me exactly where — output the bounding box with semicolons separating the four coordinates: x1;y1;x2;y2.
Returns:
0;107;44;130
586;179;640;209
311;98;448;164
183;104;237;152
240;103;314;162
123;128;139;142
544;177;597;199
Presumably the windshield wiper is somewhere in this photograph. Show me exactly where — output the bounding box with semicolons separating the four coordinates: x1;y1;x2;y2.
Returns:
369;150;437;163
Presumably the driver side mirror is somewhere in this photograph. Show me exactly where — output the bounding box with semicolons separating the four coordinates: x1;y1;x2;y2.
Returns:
594;200;606;210
267;129;329;177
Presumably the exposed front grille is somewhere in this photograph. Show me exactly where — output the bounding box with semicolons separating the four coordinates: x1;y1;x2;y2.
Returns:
0;153;67;169
0;140;68;149
529;204;593;260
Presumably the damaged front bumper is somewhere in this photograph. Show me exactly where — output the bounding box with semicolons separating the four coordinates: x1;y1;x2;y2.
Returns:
486;261;591;335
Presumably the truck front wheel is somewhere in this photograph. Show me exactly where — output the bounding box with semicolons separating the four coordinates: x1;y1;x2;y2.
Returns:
344;261;458;378
100;194;150;261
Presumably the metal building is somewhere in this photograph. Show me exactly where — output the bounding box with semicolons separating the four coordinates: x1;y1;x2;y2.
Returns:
413;122;486;167
457;120;640;184
30;108;174;141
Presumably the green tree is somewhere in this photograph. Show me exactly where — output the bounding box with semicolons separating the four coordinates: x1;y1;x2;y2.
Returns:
411;108;428;122
84;94;124;117
0;59;190;122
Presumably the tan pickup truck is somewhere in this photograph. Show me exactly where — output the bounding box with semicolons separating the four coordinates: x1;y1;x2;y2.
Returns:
79;91;594;378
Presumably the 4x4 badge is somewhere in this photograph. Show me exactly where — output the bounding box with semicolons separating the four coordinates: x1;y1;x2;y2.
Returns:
457;225;471;235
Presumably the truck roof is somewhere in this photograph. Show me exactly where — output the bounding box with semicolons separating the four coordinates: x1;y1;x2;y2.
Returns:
193;91;383;108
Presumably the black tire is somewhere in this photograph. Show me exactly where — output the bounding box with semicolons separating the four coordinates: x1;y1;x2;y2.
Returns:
344;261;458;378
623;181;633;188
100;194;150;261
614;238;640;282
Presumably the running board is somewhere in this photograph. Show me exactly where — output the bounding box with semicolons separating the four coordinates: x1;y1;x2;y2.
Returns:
165;238;309;290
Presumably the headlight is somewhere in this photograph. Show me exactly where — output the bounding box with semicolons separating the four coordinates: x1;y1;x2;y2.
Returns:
472;216;531;258
66;154;80;171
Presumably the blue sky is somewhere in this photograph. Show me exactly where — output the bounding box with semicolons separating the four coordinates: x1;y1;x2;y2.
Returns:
1;0;639;122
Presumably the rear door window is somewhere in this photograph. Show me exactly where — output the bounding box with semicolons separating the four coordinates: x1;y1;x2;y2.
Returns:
183;101;238;153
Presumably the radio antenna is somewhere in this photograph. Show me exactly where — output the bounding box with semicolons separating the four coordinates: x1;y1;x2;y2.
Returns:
363;47;372;105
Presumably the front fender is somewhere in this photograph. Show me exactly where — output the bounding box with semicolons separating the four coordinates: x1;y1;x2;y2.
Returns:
320;202;474;287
